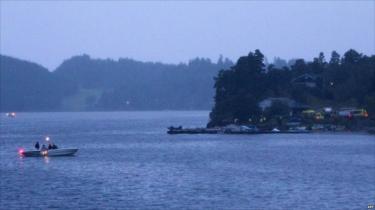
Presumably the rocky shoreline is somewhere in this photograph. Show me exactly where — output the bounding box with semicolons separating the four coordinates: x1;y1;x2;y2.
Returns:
167;125;375;135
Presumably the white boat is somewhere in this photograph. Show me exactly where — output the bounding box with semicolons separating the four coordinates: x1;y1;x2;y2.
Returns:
6;112;16;118
19;148;78;157
272;128;280;132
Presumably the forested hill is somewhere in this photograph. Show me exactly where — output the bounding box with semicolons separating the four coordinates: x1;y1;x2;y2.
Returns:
0;55;75;111
0;54;233;111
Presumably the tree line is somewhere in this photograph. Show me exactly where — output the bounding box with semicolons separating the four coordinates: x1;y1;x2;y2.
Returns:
208;49;375;127
0;55;232;111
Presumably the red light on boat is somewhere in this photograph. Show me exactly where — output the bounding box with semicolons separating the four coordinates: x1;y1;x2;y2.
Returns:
18;148;24;155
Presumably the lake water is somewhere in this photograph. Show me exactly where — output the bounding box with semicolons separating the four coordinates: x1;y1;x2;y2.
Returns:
0;111;374;209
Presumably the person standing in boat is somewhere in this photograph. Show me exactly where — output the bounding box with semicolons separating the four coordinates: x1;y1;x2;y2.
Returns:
41;144;47;151
35;141;40;150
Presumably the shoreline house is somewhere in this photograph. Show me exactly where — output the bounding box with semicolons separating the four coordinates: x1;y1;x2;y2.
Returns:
258;97;310;115
291;73;318;88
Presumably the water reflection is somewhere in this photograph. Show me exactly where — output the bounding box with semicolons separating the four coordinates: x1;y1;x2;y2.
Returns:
43;156;50;164
17;155;25;169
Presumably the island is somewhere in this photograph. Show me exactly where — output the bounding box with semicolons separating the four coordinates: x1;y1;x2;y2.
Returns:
168;49;375;135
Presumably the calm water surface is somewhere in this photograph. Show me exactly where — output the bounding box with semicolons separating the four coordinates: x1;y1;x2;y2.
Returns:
0;111;374;210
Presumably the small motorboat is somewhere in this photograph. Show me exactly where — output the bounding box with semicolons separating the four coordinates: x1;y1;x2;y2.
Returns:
6;112;16;118
19;148;78;157
271;128;280;132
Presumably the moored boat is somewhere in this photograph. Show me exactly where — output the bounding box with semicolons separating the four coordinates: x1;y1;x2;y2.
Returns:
6;112;16;118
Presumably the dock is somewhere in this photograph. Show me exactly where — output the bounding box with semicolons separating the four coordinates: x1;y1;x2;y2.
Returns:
167;127;310;135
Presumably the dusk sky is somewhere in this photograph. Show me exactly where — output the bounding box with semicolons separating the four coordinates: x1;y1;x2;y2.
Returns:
1;1;374;70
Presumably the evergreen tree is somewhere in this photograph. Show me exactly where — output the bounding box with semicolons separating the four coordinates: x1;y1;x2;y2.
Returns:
329;51;340;65
208;49;375;127
208;50;265;127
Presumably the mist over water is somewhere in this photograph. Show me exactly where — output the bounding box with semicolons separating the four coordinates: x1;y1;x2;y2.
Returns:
1;112;374;209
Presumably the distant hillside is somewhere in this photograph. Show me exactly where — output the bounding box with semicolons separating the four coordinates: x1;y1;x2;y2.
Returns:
53;55;233;110
0;55;76;111
0;54;233;111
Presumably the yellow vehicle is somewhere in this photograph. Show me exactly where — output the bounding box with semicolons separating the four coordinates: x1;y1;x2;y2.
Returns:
338;108;369;118
301;109;324;120
302;109;315;116
351;109;368;118
315;112;324;120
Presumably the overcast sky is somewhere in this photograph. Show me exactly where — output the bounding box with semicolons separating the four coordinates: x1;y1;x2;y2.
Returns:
1;1;374;70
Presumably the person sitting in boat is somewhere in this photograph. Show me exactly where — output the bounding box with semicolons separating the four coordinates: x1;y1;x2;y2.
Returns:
51;144;58;149
35;141;40;150
41;144;47;151
48;143;52;150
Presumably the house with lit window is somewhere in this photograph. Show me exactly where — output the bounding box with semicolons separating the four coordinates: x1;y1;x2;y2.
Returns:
291;73;318;88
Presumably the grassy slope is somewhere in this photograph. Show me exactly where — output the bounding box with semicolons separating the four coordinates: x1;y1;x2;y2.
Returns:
60;88;103;111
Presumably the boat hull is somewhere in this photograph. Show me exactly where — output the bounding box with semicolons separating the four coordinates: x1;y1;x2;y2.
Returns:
21;149;78;157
